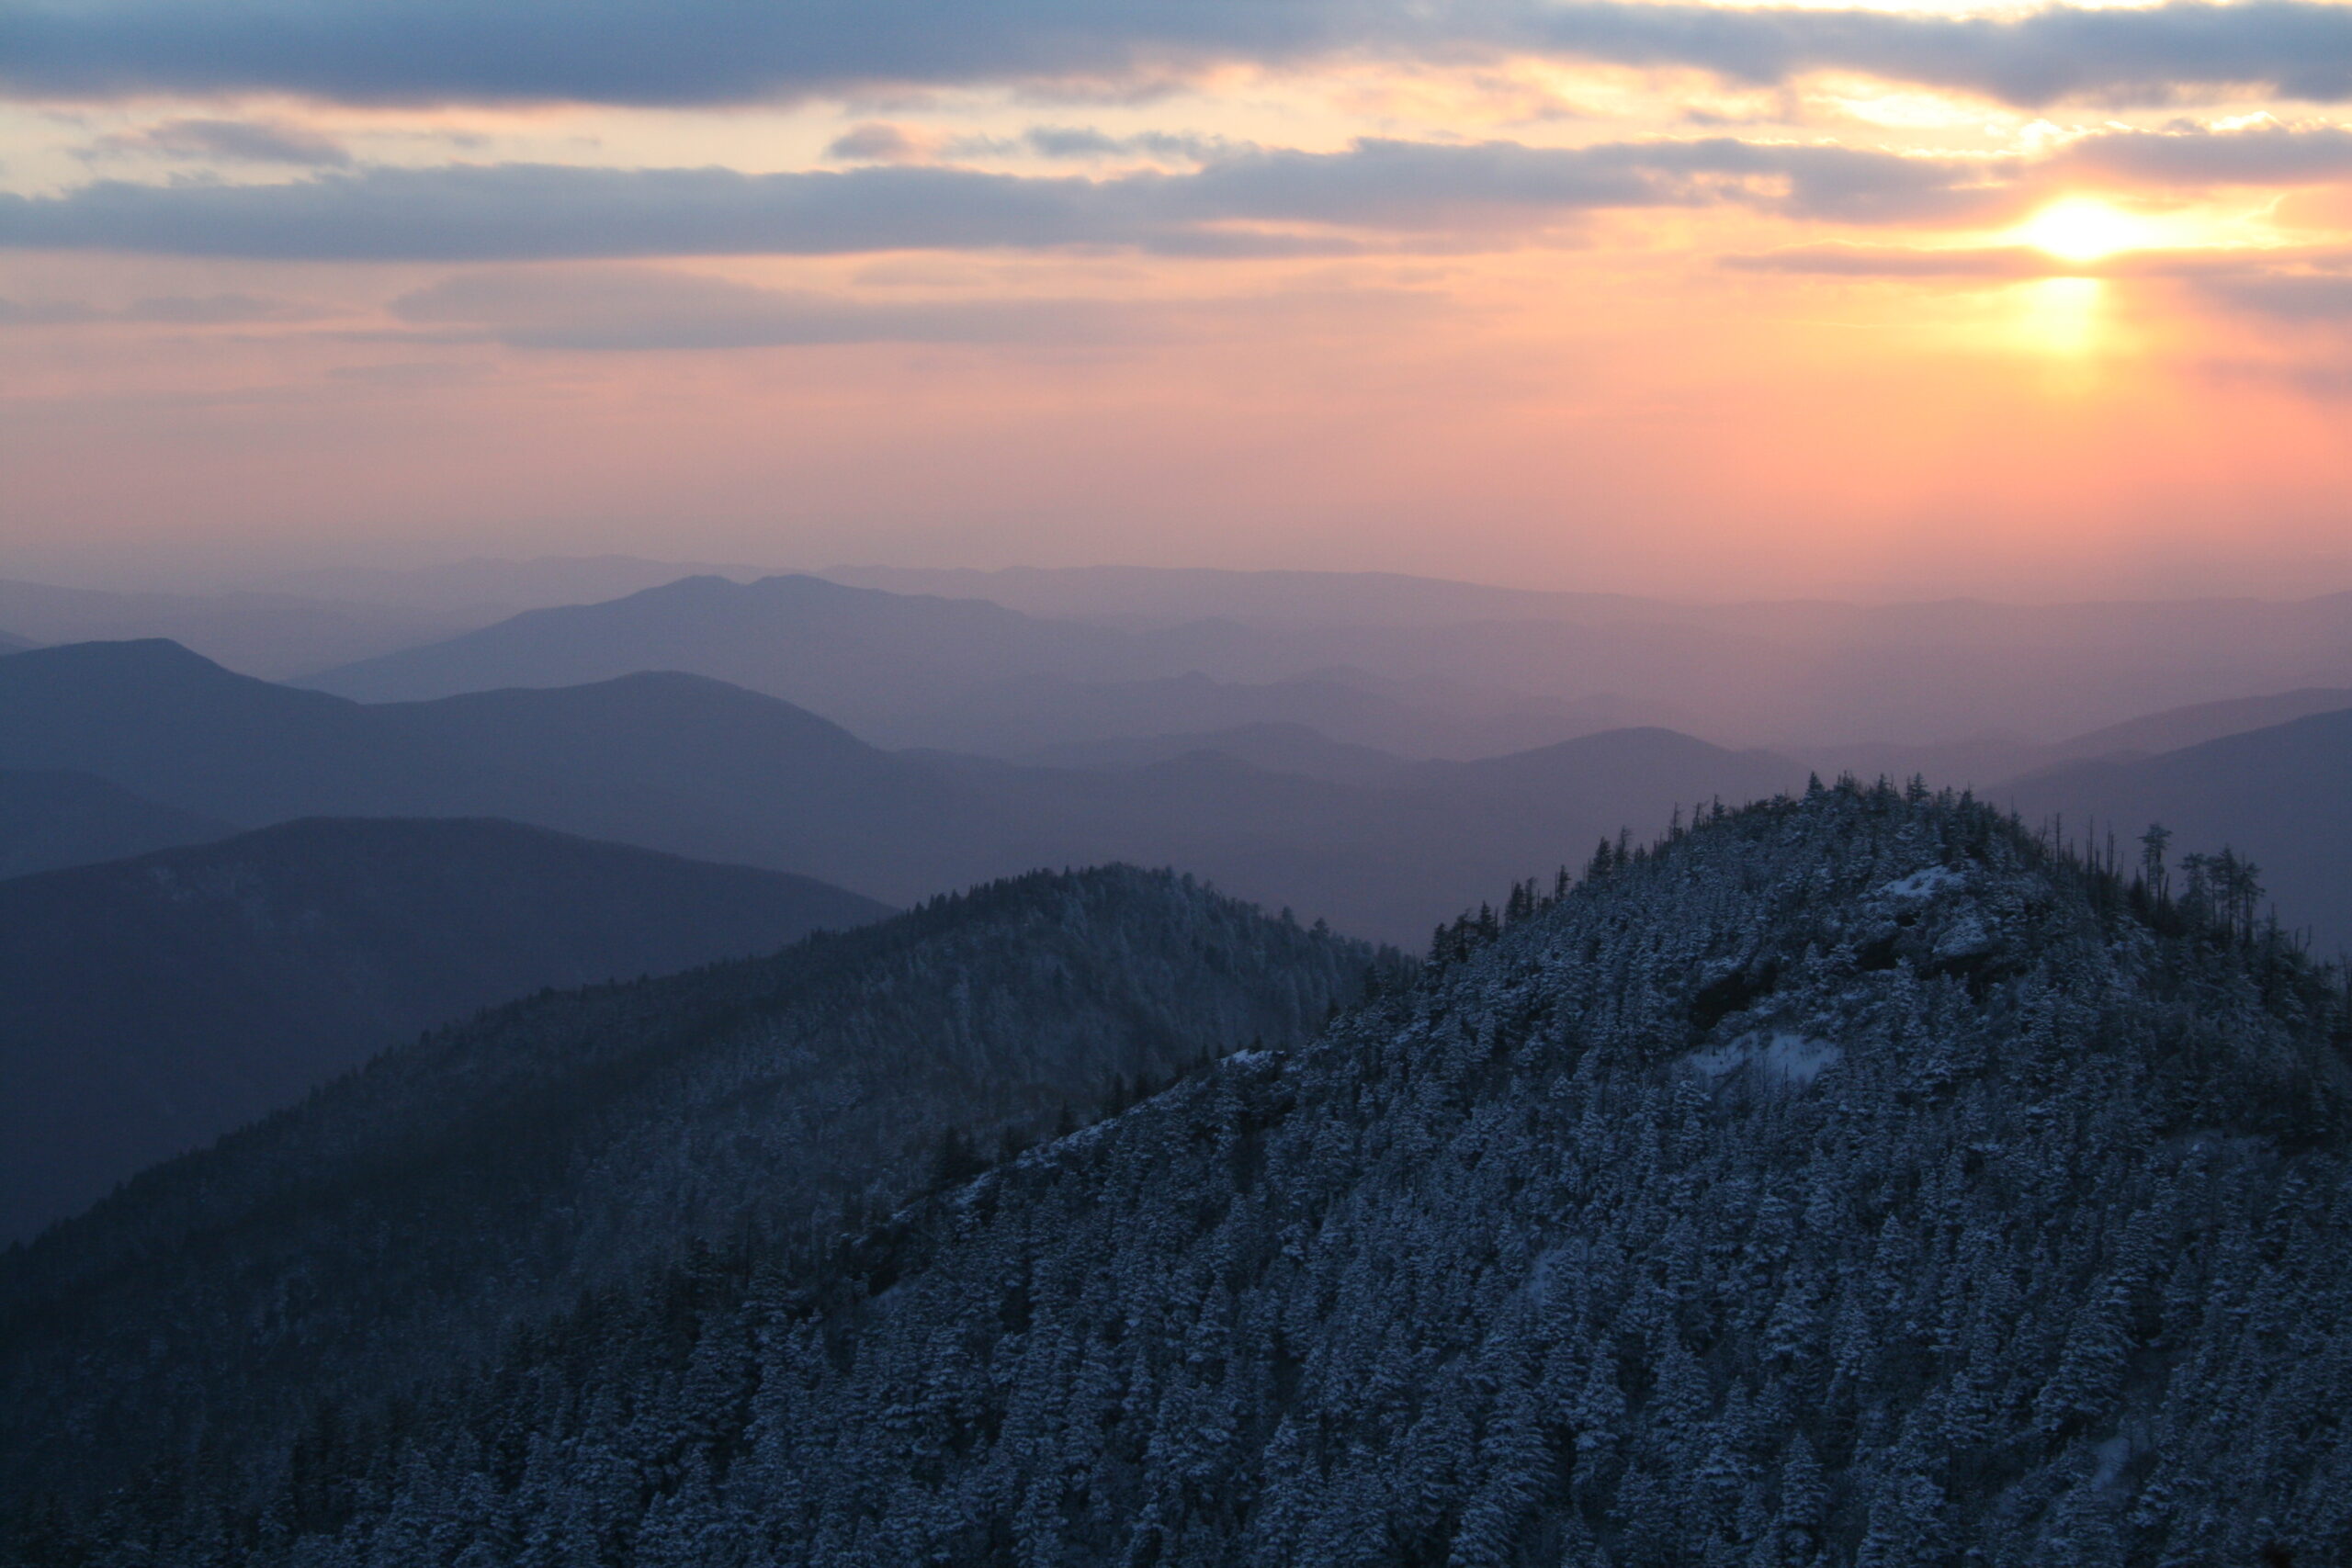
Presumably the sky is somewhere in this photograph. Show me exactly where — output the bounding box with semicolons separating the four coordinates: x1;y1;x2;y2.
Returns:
6;0;2352;600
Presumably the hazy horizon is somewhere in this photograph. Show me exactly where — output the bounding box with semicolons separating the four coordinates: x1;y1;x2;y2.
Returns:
16;551;2352;611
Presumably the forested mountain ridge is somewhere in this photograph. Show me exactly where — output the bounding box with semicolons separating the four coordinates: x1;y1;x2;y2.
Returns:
37;781;2352;1566
0;867;1383;1536
0;816;888;1241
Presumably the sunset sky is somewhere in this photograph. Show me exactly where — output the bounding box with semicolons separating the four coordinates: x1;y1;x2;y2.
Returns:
6;0;2352;598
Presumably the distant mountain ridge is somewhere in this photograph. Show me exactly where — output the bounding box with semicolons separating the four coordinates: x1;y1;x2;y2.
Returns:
308;565;2352;750
20;636;2352;950
258;554;768;616
306;572;1143;728
0;578;480;680
2036;685;2352;762
0;769;227;877
0;639;1803;942
0;815;888;1241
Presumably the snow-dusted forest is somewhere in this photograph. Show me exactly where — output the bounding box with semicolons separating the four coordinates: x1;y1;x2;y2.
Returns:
9;781;2349;1565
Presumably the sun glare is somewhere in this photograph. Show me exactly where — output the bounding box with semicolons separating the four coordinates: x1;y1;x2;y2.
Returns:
2018;198;2150;265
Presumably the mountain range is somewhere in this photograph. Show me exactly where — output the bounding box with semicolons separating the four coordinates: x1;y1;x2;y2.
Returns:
17;632;2352;953
0;815;887;1242
310;568;2352;756
12;784;2348;1564
0;639;1801;944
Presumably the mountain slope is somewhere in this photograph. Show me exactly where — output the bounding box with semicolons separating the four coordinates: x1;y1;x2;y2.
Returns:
0;817;888;1242
62;782;2352;1566
0;868;1380;1523
0;769;228;877
2006;705;2352;954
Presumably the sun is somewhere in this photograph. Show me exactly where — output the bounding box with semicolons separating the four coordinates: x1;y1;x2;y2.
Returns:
2018;197;2152;265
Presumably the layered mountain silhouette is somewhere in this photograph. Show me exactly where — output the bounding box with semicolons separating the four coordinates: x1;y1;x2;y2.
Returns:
260;553;765;618
0;639;1801;942
0;577;481;681
0;637;959;877
307;573;1143;732
0;868;1376;1516
0;769;227;877
2032;684;2352;762
17;784;2351;1563
311;567;2352;752
0;816;887;1242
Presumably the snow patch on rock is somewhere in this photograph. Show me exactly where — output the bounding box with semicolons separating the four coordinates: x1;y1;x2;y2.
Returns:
1689;1031;1843;1087
1880;865;1965;901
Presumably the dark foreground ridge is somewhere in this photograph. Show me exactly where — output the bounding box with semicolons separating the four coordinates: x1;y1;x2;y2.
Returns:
0;865;1383;1546
14;782;2352;1565
0;815;890;1241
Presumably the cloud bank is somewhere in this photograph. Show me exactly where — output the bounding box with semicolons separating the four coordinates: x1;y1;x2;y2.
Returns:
390;266;1137;349
6;0;2352;109
0;138;2007;260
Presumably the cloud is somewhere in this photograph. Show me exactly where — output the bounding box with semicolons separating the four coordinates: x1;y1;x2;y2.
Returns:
1724;243;2054;278
382;264;1454;351
1724;240;2352;287
2199;270;2352;321
6;0;2352;110
0;139;2006;261
389;265;1135;349
99;117;353;167
1017;127;1239;163
2054;123;2352;186
825;123;931;163
0;0;1358;107
0;163;1117;260
1518;2;2352;109
0;291;309;324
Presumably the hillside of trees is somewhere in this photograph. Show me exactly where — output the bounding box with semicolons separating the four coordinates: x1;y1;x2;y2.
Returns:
0;866;1383;1541
12;783;2350;1564
0;816;889;1241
